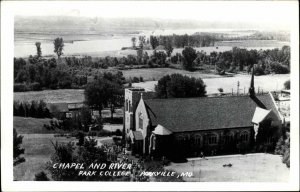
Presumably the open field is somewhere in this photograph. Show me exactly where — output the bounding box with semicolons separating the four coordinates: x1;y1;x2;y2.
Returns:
13;133;117;181
13;117;63;134
133;74;290;94
13;116;119;180
165;153;289;182
122;68;220;81
14;89;85;103
13;134;77;181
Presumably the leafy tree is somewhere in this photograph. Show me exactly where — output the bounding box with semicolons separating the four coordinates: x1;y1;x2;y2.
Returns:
53;37;64;58
14;58;26;78
106;81;124;120
47;138;112;181
152;51;167;66
34;171;50;181
35;42;42;58
76;132;85;146
150;36;159;49
165;39;174;57
47;141;77;181
284;80;290;90
13;129;25;166
182;47;197;71
275;135;290;167
155;74;206;98
131;37;137;48
80;106;92;132
218;88;224;93
84;78;111;117
138;36;146;48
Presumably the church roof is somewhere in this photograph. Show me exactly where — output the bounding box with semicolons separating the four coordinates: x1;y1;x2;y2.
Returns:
144;93;281;133
252;107;271;125
153;124;172;135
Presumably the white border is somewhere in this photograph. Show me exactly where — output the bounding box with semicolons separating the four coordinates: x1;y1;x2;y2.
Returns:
1;1;299;191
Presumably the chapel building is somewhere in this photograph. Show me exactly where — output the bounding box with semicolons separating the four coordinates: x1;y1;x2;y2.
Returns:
124;71;283;158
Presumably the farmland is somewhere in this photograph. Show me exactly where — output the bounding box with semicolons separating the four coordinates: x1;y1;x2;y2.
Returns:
14;73;290;103
14;89;85;103
166;153;289;182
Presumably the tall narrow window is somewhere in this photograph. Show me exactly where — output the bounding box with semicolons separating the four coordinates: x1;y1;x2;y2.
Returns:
208;134;217;145
138;112;143;129
240;132;249;142
194;135;201;145
225;133;234;144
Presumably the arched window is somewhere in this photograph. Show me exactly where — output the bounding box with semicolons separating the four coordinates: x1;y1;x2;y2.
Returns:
177;135;186;145
194;135;201;145
240;131;249;142
208;134;218;145
138;112;143;129
224;133;234;144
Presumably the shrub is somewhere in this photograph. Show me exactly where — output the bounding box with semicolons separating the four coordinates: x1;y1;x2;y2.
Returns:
29;82;41;91
284;80;290;90
132;77;140;83
14;83;29;92
139;76;144;82
268;62;290;74
275;136;290;167
254;65;265;76
34;171;50;181
114;129;122;136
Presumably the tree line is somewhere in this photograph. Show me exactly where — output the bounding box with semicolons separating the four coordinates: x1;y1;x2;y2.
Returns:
13;100;51;118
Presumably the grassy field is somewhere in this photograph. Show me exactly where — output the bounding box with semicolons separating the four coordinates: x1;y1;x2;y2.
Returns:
166;153;289;182
13;134;77;181
14;89;85;103
13;116;119;181
122;68;220;81
133;74;290;94
13;117;65;134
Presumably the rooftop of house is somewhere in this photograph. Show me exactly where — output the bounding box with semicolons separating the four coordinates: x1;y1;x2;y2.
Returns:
46;103;69;113
143;93;281;133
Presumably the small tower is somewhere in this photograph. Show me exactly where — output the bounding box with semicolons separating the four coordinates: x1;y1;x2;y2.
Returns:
124;88;155;149
249;66;255;97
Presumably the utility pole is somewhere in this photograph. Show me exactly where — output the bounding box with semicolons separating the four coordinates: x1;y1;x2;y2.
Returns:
237;81;240;96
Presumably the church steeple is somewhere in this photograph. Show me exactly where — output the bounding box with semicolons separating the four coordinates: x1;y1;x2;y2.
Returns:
249;65;267;109
249;66;255;97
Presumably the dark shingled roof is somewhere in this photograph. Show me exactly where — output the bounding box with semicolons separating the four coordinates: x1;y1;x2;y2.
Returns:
46;103;69;113
133;131;143;140
144;93;281;133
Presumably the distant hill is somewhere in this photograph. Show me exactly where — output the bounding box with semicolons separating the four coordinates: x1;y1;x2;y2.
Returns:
15;16;281;35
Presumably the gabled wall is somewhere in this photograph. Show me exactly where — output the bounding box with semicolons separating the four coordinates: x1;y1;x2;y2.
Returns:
135;97;151;154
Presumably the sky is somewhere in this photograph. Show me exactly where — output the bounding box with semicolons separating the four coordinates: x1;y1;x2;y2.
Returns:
1;1;296;31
